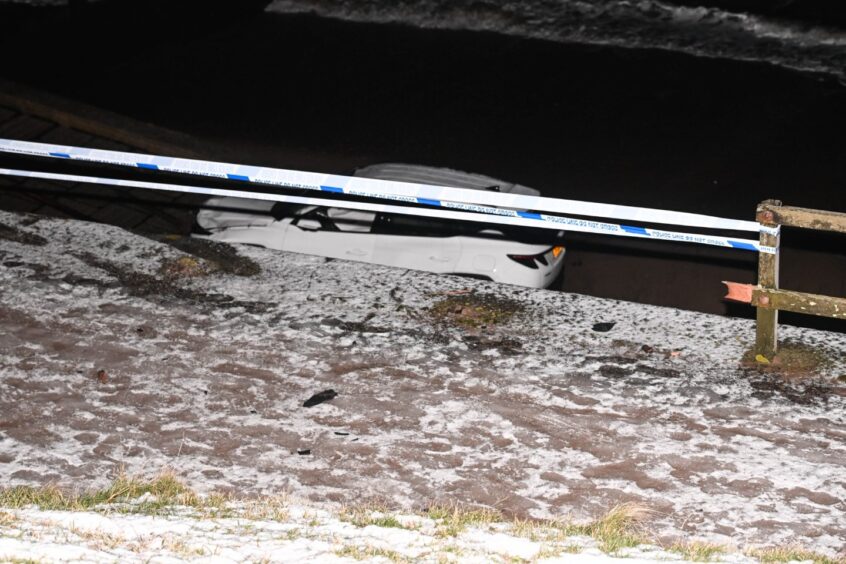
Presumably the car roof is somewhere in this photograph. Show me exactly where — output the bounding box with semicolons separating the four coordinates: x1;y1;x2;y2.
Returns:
353;163;541;197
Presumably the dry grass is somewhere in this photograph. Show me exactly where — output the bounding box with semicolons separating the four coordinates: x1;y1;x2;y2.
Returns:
345;502;651;556
335;544;407;562
668;541;728;562
242;498;289;522
2;478;841;564
749;545;842;564
341;501;504;537
69;526;126;551
161;534;208;558
338;503;422;531
84;471;196;506
0;483;74;511
424;502;502;537
0;510;17;526
555;503;652;554
0;471;228;518
514;504;841;563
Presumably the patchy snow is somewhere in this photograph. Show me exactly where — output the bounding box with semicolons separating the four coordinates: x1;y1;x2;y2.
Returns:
461;529;541;560
0;500;767;563
1;211;845;557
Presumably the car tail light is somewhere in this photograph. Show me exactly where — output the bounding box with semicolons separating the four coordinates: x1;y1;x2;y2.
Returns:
507;253;540;269
508;246;565;269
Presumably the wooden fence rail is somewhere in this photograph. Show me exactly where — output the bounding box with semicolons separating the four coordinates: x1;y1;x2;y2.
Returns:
724;200;846;361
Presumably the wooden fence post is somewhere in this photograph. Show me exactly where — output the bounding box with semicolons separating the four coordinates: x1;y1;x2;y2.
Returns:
755;199;781;359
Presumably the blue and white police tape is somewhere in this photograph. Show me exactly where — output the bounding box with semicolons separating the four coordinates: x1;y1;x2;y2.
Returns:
0;138;778;236
0;167;777;254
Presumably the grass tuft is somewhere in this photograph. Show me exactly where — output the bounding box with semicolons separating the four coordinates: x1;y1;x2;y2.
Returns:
0;483;74;511
3;481;841;564
0;471;230;517
240;496;289;522
80;471;195;506
0;510;17;526
554;503;651;554
669;541;728;562
335;544;407;562
339;505;414;530
749;546;841;564
366;515;405;529
161;535;208;558
69;526;126;550
425;503;502;537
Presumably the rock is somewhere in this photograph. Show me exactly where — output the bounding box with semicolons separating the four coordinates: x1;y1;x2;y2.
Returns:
592;322;615;332
303;389;338;407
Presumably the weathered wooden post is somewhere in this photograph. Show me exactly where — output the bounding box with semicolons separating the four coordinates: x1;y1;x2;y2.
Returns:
755;199;781;359
725;202;846;349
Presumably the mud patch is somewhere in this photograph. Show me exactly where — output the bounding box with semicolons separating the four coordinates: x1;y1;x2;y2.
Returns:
159;256;212;278
2;260;50;278
462;335;523;356
429;291;524;329
73;252;271;313
581;461;670;492
782;487;842;507
742;340;835;378
637;365;682;379
598;364;634;378
583;355;639;365
321;315;391;334
149;235;261;277
748;377;834;405
0;221;47;246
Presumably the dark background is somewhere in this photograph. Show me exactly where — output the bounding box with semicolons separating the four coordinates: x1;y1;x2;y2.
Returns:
1;0;844;330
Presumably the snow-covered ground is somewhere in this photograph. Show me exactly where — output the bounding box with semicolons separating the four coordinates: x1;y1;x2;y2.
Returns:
1;210;845;557
0;499;767;563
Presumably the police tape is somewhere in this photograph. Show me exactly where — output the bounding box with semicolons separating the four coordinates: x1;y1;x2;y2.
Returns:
0;138;777;236
0;167;776;254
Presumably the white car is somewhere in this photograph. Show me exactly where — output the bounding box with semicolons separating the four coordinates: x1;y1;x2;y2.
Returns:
194;164;566;288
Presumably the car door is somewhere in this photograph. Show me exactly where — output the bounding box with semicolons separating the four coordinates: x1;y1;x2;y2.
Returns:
370;212;462;274
281;208;375;263
372;234;461;274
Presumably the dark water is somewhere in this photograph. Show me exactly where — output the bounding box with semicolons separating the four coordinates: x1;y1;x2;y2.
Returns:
266;0;846;83
1;1;845;329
